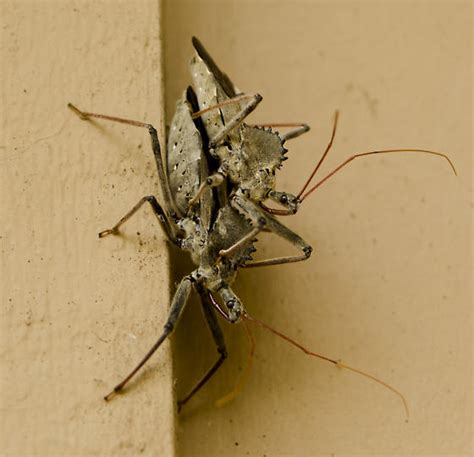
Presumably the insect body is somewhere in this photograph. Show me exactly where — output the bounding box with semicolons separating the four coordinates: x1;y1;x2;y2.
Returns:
189;37;306;216
68;64;311;409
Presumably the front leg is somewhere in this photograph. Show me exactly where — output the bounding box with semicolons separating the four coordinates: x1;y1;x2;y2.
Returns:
186;171;226;210
229;194;312;268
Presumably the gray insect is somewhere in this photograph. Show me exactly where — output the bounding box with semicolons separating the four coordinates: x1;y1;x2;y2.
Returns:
68;37;455;415
189;36;307;217
67;71;312;411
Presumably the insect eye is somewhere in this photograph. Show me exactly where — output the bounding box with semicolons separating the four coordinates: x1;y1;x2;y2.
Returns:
280;194;288;204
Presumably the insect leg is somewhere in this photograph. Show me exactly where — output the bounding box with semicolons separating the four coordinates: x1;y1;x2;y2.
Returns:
246;123;310;142
68;103;181;218
218;227;261;258
177;285;227;411
104;276;193;401
280;123;310;142
230;194;313;268
191;93;261;119
186;171;225;209
206;94;263;149
98;195;181;245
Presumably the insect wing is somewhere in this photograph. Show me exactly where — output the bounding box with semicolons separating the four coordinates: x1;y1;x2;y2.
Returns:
192;36;237;98
167;91;205;215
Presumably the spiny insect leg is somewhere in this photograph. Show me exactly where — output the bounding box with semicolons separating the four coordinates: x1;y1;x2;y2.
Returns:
177;285;227;412
218;227;261;258
231;195;312;268
104;276;193;401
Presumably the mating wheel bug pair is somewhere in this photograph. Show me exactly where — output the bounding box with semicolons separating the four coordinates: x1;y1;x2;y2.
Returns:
68;37;455;415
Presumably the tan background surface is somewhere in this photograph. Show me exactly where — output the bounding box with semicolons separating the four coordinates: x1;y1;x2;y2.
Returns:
2;1;174;456
1;1;471;457
164;1;472;456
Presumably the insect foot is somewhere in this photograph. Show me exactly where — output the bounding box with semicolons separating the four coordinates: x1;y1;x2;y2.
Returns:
98;228;118;238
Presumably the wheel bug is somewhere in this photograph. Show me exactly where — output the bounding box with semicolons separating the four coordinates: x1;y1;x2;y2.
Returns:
69;89;318;410
189;36;456;220
188;36;307;217
68;37;455;416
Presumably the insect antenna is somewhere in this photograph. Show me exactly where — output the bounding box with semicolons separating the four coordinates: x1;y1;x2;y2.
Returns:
297;110;339;199
215;318;256;408
296;113;456;203
242;312;410;420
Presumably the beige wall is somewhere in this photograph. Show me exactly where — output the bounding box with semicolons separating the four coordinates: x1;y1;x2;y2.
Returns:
164;1;471;456
2;1;471;456
2;1;174;456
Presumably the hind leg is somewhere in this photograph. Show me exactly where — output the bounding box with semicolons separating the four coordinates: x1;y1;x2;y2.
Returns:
177;285;228;411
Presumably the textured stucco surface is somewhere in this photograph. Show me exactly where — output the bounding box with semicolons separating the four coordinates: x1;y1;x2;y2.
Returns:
164;1;472;456
2;1;174;456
